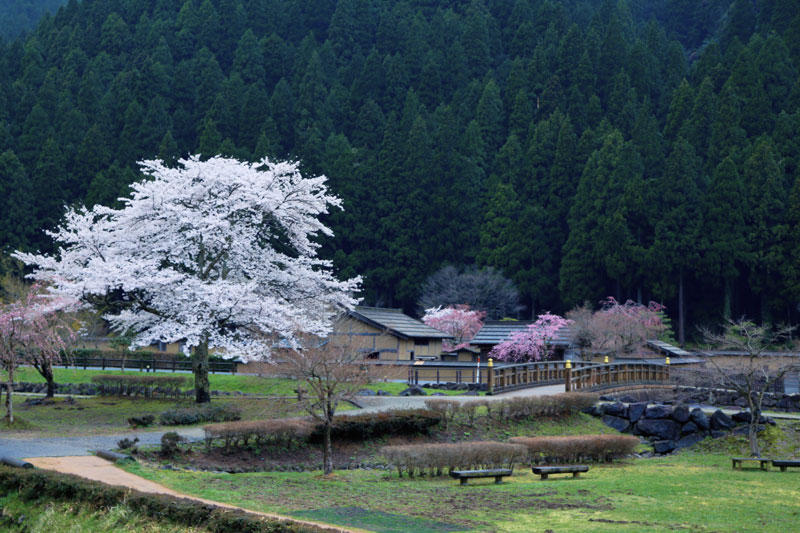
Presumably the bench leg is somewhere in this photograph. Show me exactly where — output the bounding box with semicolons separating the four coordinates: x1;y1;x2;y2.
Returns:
573;472;580;478
541;474;548;480
494;476;502;484
781;466;787;472
460;478;468;485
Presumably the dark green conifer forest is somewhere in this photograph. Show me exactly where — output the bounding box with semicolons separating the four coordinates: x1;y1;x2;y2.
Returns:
1;0;799;340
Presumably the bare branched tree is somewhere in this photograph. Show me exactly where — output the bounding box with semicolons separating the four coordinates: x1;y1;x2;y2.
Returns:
282;324;371;475
418;265;521;319
702;318;798;456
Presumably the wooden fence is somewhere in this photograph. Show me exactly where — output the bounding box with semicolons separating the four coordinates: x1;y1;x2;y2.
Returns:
487;361;596;394
55;356;237;374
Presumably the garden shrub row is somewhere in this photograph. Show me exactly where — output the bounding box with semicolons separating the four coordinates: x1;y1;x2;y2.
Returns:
509;434;639;464
487;393;598;421
0;465;323;532
423;399;479;428
381;442;527;477
309;409;442;442
160;403;242;426
204;418;314;451
202;409;443;451
91;374;189;398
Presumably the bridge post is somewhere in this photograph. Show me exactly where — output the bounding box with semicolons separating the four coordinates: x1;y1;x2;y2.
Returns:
564;360;572;392
487;358;494;395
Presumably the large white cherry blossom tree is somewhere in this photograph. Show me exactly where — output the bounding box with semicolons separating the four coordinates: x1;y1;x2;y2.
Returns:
15;156;361;402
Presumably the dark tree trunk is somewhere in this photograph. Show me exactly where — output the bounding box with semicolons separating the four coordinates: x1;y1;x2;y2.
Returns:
4;366;14;424
192;340;211;404
678;271;685;346
41;361;56;398
323;420;333;475
723;278;732;321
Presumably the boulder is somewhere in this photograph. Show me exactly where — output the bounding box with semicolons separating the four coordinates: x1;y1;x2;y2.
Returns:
400;386;427;396
602;415;631;433
603;402;627;418
619;395;638;403
690;408;710;430
710;430;726;439
599;395;615;401
628;402;648;423
653;440;676;454
710;410;735;430
680;421;698;436
675;432;705;450
672;405;690;423
376;390;390;396
636;418;680;441
731;411;752;424
644;405;673;419
357;389;376;396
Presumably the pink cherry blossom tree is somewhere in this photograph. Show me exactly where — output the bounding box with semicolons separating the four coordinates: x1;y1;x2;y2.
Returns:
489;313;572;363
589;297;666;355
15;156;361;403
422;305;485;351
1;283;77;423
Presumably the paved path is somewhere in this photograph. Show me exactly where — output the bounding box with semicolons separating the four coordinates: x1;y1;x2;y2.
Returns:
24;456;360;533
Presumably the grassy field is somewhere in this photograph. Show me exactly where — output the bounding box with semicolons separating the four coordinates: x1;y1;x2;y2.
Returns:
123;451;800;533
0;492;207;532
2;396;311;437
3;366;462;396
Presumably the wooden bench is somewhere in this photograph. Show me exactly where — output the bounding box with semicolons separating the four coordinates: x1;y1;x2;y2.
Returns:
731;457;771;470
532;465;589;480
450;469;512;485
772;460;800;472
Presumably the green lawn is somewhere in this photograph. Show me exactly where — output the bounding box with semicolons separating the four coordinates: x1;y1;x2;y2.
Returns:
123;452;800;532
2;396;309;437
4;366;460;396
0;492;206;532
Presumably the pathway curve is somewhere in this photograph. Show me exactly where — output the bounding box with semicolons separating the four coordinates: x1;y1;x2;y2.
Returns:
25;456;361;533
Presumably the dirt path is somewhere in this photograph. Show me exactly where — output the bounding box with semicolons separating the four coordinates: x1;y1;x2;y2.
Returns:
26;456;364;533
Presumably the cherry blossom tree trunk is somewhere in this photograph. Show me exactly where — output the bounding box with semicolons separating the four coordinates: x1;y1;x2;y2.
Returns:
323;419;334;475
4;365;14;424
41;360;56;398
192;339;210;404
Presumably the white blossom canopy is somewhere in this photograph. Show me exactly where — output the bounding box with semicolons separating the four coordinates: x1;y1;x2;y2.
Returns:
15;156;361;361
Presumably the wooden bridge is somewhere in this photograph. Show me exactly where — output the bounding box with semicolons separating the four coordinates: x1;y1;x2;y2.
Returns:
486;360;670;395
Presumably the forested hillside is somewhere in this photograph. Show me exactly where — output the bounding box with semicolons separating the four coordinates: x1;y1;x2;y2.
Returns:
0;0;799;339
0;0;66;41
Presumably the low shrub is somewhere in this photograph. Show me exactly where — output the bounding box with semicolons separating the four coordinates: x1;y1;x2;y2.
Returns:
127;415;155;428
309;409;442;442
161;432;185;457
423;399;478;428
509;434;639;464
91;374;188;398
117;437;139;451
382;441;527;477
0;465;321;532
204;418;314;451
160;403;242;426
491;393;598;421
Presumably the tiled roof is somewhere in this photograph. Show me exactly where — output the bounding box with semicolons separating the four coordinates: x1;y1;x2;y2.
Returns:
471;321;572;346
349;306;450;339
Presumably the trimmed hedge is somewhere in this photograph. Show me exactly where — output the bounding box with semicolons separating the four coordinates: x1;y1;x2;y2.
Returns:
423;399;478;428
488;393;598;421
160;403;242;426
309;409;442;442
509;434;639;464
204;418;314;451
382;441;527;477
91;374;188;398
0;465;322;532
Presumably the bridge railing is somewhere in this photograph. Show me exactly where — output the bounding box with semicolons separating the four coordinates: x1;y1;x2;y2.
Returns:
488;361;595;394
565;362;669;392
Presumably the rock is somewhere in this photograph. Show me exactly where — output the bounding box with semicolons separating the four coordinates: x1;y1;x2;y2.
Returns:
675;432;705;450
734;397;749;408
619;395;638;403
644;405;673;419
653;440;676;454
681;421;698;435
628;402;648;423
731;411;751;423
710;430;726;439
399;385;427;396
603;402;627;418
583;404;603;417
431;392;446;396
356;389;376;396
602;415;631;433
690;408;710;430
710;410;735;430
636;418;680;440
672;405;690;423
376;390;390;396
599;395;615;401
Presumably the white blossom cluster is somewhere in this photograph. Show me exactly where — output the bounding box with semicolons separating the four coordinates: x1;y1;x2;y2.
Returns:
15;156;361;361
